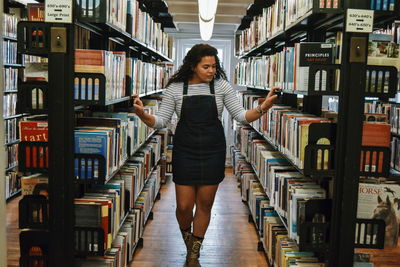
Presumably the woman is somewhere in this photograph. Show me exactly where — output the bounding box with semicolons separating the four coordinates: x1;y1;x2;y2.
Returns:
133;44;278;265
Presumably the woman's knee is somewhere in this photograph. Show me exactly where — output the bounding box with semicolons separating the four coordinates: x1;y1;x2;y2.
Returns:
176;202;194;214
196;200;214;213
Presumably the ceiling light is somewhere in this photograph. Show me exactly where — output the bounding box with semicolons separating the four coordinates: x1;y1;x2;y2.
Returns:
199;14;215;41
198;0;218;22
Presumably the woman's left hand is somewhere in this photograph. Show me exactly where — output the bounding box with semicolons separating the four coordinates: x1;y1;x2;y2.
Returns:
260;86;280;111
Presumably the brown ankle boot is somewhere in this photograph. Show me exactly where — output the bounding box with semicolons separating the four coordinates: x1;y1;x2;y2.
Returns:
186;235;203;267
180;228;192;252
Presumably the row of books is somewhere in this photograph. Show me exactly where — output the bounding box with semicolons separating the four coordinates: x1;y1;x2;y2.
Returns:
6;144;18;169
74;49;173;101
4;67;18;91
74;141;163;264
23;55;48;64
232;143;327;266
70;0;173;58
19;135;164;263
370;0;395;10
127;59;173;95
3;40;17;64
236;0;394;56
5;172;19;199
75;117;129;179
235;42;338;92
363;102;400;171
239;92;334;169
236;8;269;55
240;92;391;172
5;118;17;144
19;99;159;172
75;209;141;267
128;0;173;58
75;114;159;180
3;13;18;38
236;126;327;239
4;93;17;117
75;49;127;102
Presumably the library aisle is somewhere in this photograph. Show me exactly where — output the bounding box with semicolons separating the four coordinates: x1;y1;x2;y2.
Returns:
131;169;268;267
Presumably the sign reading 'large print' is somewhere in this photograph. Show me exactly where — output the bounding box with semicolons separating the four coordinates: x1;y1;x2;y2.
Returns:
45;0;73;23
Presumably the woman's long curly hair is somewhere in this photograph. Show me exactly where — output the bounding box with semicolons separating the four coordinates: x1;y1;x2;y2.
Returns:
166;44;227;87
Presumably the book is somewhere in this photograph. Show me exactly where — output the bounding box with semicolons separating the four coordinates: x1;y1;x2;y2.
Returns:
361;123;391;172
21;174;48;198
27;3;45;21
357;183;400;247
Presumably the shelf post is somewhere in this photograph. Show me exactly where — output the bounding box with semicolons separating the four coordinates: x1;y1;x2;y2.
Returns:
330;0;370;265
47;23;75;266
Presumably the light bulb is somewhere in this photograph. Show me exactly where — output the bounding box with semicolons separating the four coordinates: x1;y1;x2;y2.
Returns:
199;15;215;41
198;0;218;22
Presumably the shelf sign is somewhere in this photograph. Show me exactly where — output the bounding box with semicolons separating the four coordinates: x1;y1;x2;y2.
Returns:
45;0;73;23
346;9;374;33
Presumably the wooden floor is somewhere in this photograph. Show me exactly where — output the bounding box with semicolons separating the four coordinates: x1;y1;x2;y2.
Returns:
131;170;269;267
6;195;21;267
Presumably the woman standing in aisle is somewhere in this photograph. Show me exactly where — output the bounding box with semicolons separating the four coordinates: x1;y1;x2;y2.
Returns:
133;44;278;266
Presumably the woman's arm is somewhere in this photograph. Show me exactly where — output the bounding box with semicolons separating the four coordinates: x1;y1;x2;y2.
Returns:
245;87;279;123
132;85;176;128
222;79;279;124
133;95;156;127
133;95;156;128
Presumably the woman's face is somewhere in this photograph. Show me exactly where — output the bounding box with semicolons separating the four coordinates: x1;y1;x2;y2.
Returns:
192;56;217;83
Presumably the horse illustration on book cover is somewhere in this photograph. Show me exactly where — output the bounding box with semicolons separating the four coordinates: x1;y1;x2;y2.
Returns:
358;183;400;247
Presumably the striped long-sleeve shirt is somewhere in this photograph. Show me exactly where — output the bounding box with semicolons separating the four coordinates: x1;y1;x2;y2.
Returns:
153;79;249;129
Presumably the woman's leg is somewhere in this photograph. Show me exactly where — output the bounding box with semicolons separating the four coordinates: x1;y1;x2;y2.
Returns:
175;184;196;229
192;184;219;238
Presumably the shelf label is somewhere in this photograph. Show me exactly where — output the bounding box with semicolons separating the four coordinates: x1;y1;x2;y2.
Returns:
346;9;374;33
45;0;73;23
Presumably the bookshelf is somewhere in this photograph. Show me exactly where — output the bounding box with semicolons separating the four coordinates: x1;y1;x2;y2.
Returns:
3;10;25;201
12;0;175;265
235;0;399;265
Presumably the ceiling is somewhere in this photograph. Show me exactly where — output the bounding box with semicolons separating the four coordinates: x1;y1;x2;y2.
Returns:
164;0;253;35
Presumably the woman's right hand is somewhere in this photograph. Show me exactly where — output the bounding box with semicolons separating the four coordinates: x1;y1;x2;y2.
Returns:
132;94;145;117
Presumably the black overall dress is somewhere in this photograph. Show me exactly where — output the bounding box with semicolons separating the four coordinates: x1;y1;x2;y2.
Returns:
172;80;226;185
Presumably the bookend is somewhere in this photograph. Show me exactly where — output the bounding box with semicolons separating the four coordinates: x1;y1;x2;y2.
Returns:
74;153;106;184
298;199;332;253
74;227;105;256
19;195;49;229
17;21;50;56
75;0;108;24
365;66;397;98
74;73;106;105
304;123;336;176
19;230;50;267
354;218;385;249
359;146;390;177
166;162;173;173
18;142;49;172
308;64;340;95
17;81;49;114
